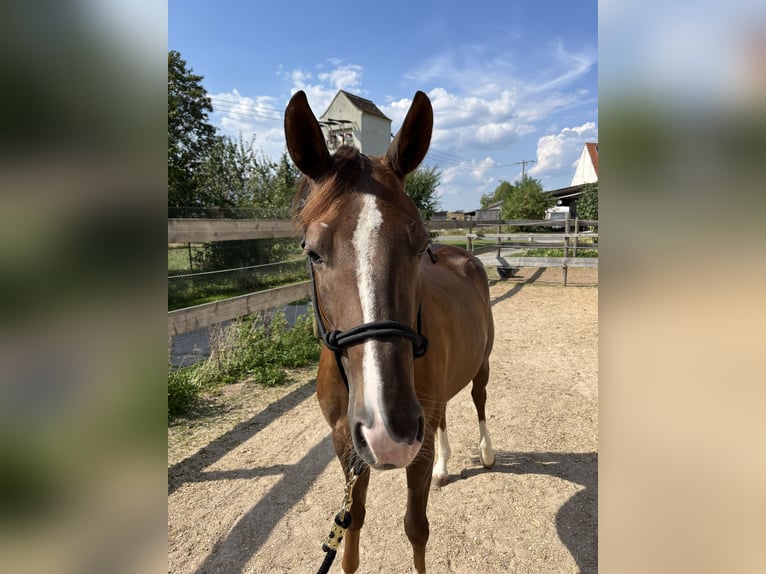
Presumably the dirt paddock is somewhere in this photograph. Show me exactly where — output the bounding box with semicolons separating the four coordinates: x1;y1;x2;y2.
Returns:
168;267;598;573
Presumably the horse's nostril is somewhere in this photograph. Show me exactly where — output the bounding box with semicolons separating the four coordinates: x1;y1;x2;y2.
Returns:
353;422;367;450
416;415;425;443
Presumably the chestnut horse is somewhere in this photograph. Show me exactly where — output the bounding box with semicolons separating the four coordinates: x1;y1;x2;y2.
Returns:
285;90;495;573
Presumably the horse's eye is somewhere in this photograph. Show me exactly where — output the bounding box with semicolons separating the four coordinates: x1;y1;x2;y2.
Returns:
305;249;323;264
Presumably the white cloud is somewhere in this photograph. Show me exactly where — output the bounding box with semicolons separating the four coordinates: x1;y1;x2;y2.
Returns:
527;122;598;180
208;89;286;157
209;61;368;159
383;88;536;152
421;156;502;212
317;64;363;92
471;157;496;179
286;61;365;116
526;40;596;94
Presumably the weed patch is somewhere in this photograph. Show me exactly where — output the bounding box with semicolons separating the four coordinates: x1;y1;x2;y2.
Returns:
168;309;321;418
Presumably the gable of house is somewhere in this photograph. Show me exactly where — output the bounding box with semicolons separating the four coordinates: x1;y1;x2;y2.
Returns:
318;91;391;155
570;142;599;186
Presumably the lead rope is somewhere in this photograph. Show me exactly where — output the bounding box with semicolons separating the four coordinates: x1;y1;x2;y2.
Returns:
316;460;366;574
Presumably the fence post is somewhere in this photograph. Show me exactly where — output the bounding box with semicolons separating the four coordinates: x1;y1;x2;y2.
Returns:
573;217;579;256
563;215;570;286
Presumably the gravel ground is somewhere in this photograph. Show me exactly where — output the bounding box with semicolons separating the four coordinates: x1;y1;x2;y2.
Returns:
168;267;598;573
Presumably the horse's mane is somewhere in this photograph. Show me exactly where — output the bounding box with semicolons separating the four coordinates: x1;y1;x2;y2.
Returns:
292;146;370;227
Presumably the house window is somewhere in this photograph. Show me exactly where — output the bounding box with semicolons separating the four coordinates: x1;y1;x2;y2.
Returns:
327;131;353;149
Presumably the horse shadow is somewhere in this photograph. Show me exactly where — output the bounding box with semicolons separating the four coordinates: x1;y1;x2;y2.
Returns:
490;267;547;306
168;378;338;573
455;450;597;574
168;379;317;495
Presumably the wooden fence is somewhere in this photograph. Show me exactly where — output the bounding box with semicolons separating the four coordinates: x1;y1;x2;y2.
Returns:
167;217;597;335
465;217;598;286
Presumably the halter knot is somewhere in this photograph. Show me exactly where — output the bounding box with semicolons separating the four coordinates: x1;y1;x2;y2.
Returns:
323;330;343;352
413;336;428;358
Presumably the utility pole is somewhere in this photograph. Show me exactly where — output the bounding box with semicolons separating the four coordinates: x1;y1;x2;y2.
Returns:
514;159;536;181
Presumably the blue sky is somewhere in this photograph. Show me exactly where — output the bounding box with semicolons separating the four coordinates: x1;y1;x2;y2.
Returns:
169;0;597;211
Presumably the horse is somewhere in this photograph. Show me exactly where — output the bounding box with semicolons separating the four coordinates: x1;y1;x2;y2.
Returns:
284;90;496;574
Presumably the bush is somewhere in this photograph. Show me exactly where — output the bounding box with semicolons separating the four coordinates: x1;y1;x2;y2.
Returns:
577;184;598;221
168;363;203;417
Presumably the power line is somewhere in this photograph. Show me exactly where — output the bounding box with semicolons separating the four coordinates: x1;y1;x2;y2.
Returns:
425;147;472;167
209;95;283;115
514;159;536;180
209;96;283;121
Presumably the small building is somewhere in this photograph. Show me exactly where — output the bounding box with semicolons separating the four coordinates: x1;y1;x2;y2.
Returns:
473;200;503;222
318;90;392;156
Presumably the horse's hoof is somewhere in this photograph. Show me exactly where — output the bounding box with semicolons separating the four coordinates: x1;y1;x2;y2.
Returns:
431;472;449;488
481;450;496;469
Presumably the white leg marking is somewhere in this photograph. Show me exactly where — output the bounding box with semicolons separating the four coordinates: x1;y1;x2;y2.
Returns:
432;426;451;486
479;420;496;468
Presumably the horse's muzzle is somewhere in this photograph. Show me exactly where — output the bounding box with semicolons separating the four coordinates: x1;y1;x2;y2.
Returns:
352;414;425;469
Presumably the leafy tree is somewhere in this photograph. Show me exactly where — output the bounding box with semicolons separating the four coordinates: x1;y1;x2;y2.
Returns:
405;165;442;220
193;139;301;271
250;151;300;218
481;181;513;208
168;50;218;214
501;177;553;221
194;132;301;219
193;135;249;214
576;183;598;221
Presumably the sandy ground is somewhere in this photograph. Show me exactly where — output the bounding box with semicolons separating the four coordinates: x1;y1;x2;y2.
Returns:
168;267;598;573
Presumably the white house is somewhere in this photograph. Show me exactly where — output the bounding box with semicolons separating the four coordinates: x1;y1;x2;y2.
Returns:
318;90;392;156
570;142;599;186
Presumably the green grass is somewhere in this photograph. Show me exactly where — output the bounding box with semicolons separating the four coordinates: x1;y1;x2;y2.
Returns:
168;266;309;311
168;309;321;418
168;244;205;273
517;248;599;257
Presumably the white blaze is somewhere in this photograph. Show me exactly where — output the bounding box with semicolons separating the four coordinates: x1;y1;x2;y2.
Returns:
352;194;385;426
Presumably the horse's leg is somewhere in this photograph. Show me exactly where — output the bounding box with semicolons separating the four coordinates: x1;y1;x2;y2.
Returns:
471;359;496;468
325;424;371;574
431;415;451;487
318;353;370;574
404;432;436;573
340;462;369;574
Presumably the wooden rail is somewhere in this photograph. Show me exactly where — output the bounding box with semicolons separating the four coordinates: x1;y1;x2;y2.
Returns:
167;217;598;334
168;281;311;336
168;218;297;243
491;257;598;286
496;257;599;268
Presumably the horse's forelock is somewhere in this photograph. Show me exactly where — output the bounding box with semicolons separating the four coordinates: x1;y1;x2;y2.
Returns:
293;146;370;225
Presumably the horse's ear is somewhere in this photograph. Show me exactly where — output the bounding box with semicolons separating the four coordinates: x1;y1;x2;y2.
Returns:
386;91;433;178
284;91;332;180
